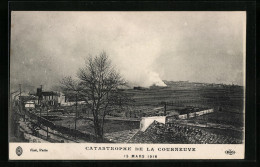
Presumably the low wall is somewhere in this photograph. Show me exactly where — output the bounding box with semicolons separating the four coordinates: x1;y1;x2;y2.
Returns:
178;109;214;119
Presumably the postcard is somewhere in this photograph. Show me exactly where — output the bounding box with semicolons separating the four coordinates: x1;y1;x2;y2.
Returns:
9;11;246;160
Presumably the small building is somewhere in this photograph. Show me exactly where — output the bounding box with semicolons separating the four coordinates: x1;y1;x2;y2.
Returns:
24;101;35;108
17;95;37;108
140;116;166;132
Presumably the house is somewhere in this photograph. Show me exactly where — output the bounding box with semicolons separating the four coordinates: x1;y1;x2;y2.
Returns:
36;87;65;106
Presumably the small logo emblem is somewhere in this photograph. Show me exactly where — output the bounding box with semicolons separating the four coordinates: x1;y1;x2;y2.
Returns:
225;149;236;155
16;146;23;156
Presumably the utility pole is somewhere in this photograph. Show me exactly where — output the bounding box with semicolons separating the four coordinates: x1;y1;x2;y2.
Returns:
40;107;42;117
19;84;25;121
40;84;43;105
46;104;49;140
10;90;19;112
39;84;43;118
75;92;78;139
19;84;21;113
164;102;167;116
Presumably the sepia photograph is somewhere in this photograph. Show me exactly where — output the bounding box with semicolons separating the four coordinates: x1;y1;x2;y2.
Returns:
9;11;246;159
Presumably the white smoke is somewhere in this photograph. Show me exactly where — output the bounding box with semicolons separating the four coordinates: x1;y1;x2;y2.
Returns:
109;20;167;87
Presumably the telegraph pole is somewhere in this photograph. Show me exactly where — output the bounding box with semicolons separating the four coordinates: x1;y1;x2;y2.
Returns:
39;85;43;117
10;90;19;112
75;92;78;139
19;84;21;113
164;102;167;116
19;84;25;121
40;107;42;117
47;104;49;140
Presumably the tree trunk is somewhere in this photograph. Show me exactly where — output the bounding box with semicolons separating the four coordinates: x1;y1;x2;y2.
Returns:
100;111;106;142
93;110;103;142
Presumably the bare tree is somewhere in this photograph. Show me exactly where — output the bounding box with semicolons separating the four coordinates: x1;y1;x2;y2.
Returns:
61;52;131;142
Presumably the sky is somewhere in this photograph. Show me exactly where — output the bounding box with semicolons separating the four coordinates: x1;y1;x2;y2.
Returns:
10;11;246;92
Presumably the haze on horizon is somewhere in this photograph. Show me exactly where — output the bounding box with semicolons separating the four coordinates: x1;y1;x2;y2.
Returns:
10;11;246;92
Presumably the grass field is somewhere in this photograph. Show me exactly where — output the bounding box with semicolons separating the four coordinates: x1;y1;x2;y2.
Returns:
52;117;140;134
47;82;244;141
124;83;244;113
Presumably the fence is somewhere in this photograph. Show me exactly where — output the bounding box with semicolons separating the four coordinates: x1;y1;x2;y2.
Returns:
178;109;214;119
25;110;99;142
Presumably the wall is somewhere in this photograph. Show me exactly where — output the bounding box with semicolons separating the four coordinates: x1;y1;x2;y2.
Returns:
60;101;86;106
178;108;214;120
140;116;166;131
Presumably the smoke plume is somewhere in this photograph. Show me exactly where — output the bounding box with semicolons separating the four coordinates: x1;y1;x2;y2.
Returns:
109;21;167;87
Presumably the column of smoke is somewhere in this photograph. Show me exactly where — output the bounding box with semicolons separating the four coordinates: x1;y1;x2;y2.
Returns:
110;23;167;88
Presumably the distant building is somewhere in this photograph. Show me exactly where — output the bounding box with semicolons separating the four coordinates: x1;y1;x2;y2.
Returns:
133;86;147;90
24;100;35;108
149;85;167;89
36;87;65;106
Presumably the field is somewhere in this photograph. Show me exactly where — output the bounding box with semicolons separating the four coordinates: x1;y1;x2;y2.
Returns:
45;81;244;142
124;82;244;113
52;117;140;135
